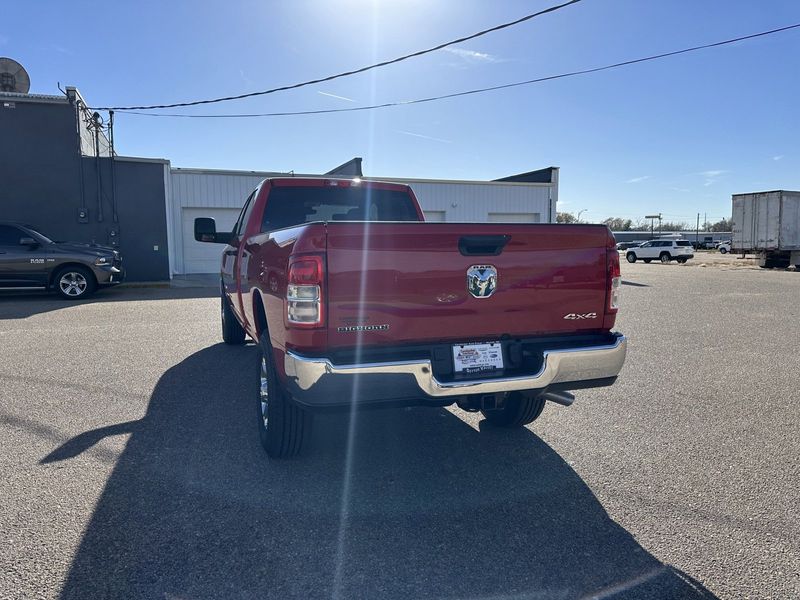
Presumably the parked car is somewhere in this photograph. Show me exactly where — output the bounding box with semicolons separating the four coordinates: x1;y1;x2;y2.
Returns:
194;177;627;458
718;241;731;254
616;241;642;251
695;236;717;250
0;222;124;299
625;239;694;264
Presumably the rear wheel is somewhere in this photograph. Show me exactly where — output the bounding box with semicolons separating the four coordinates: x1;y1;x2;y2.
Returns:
221;284;246;345
54;266;96;300
481;392;545;427
626;252;637;263
257;335;311;458
660;253;671;264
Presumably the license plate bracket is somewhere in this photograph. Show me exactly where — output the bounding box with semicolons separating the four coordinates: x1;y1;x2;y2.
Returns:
452;341;504;375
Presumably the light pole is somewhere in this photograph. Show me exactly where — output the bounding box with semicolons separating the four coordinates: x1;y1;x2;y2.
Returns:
645;214;661;239
577;209;588;223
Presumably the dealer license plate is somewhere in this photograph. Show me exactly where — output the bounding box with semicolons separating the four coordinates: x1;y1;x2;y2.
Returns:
453;341;504;374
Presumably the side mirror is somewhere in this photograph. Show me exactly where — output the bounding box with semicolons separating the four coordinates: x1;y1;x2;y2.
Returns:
19;237;38;246
194;218;233;244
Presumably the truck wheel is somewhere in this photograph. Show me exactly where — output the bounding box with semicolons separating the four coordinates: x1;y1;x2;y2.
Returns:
221;285;246;345
481;392;545;427
626;253;636;263
257;335;311;458
659;253;671;264
54;266;96;300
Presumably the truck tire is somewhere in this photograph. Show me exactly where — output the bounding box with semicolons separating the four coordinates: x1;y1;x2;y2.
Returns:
626;253;636;263
257;335;311;458
659;253;671;264
221;285;246;345
481;392;545;427
54;265;96;300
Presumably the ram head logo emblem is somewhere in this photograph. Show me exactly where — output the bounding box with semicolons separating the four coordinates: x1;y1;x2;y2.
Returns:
467;265;498;298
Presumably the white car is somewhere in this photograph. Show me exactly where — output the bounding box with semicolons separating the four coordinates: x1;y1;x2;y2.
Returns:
718;241;731;254
625;239;694;264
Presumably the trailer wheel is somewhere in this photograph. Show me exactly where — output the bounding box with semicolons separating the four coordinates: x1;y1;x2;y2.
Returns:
481;392;545;427
659;253;671;264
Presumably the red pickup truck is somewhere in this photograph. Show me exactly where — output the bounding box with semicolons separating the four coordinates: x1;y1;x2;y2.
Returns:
194;177;626;458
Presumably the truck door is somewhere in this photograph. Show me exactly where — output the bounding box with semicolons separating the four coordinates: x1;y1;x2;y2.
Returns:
225;190;258;325
0;224;48;288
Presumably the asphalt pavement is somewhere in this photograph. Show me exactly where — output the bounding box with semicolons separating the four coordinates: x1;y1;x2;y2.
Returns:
1;265;799;599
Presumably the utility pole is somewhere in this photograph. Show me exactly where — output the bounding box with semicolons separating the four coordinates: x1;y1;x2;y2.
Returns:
704;212;707;232
696;213;700;247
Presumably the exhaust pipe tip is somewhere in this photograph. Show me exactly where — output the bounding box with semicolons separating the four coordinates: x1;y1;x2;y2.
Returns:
541;391;575;407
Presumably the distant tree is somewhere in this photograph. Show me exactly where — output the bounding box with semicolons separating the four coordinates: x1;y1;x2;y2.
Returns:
557;212;578;224
601;217;633;231
708;217;732;232
659;221;687;231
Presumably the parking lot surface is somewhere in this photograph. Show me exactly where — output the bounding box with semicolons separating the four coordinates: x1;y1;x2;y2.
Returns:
1;265;799;599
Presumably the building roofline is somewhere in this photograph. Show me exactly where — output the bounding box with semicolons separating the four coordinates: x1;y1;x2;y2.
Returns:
115;155;171;165
169;166;558;187
0;90;68;104
366;175;554;187
732;190;799;196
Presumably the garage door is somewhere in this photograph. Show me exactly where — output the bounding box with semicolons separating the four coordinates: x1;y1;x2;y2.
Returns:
181;208;240;273
487;212;540;223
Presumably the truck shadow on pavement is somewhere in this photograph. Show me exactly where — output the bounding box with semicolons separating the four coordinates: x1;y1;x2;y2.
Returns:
51;344;717;600
0;286;216;320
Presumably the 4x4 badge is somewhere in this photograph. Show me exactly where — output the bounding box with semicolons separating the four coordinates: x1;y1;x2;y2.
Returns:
467;265;498;298
563;312;598;320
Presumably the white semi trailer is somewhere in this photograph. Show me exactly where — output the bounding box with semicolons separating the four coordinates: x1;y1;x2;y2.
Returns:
732;190;800;269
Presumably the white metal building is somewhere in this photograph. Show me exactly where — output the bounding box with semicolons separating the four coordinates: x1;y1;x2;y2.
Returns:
167;163;559;275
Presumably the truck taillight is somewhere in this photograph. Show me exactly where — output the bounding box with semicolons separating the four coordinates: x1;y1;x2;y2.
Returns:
287;255;324;327
607;248;621;312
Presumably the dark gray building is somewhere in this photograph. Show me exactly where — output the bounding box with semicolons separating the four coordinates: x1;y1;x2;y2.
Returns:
0;87;171;281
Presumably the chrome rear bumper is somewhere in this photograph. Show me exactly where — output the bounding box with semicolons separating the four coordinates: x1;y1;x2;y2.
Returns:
283;335;626;408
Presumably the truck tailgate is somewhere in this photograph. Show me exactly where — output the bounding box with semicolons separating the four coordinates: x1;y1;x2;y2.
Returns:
325;223;612;348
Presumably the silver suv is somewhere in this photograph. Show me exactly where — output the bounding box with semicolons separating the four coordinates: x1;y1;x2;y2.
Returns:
625;239;694;264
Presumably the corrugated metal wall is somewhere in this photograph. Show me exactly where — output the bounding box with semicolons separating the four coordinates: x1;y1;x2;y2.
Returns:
170;170;280;274
388;180;552;223
168;169;557;274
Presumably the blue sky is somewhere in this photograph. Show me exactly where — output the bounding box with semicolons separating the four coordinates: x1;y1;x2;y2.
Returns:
4;0;799;225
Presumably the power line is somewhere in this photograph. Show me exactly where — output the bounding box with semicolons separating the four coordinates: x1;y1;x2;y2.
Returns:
93;0;583;111
114;22;800;119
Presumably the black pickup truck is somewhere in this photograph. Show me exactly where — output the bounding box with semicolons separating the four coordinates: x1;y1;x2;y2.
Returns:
0;222;124;299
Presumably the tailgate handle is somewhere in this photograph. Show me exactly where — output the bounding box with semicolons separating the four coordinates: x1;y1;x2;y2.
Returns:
458;235;510;256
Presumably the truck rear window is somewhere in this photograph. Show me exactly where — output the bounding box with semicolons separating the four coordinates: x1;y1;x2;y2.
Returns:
261;186;420;232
